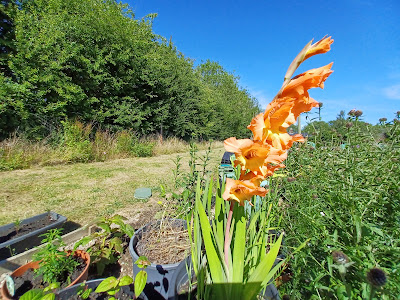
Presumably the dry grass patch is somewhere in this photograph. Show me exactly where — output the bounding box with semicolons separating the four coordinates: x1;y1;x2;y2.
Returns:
0;147;225;226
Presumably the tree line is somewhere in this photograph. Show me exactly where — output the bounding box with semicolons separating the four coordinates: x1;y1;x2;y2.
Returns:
0;0;260;140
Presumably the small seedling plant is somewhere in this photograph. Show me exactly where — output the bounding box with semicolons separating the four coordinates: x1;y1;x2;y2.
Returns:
94;276;133;300
75;256;149;300
74;214;134;275
134;256;150;298
19;282;60;300
14;218;22;234
33;229;79;285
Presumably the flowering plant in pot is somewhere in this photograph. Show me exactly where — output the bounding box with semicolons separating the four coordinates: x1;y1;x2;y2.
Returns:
1;229;90;299
187;36;334;300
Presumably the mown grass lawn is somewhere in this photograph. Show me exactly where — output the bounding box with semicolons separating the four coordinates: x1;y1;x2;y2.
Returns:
0;147;225;226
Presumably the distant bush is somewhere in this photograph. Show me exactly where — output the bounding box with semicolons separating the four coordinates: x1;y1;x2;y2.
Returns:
115;130;136;155
132;141;155;157
61;120;93;163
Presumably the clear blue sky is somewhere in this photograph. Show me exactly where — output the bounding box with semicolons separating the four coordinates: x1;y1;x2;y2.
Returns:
126;0;399;125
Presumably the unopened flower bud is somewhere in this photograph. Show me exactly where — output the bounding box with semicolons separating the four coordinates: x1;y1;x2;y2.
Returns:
346;122;353;128
354;110;363;117
287;177;296;182
367;268;387;287
332;250;349;265
318;102;323;108
348;109;356;116
379;117;387;122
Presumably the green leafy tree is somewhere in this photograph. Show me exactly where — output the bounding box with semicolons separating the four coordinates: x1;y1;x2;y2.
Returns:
196;60;260;139
0;0;261;140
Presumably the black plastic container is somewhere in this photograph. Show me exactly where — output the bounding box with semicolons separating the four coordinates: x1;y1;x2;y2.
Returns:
129;219;187;300
220;151;234;165
168;256;281;300
0;211;67;260
56;278;134;299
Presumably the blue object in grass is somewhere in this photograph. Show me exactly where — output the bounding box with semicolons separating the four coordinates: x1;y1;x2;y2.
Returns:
134;188;152;200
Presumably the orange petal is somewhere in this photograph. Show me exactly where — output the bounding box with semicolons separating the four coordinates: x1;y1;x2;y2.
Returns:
222;178;268;206
304;36;334;61
247;113;265;142
283;63;334;99
224;137;253;154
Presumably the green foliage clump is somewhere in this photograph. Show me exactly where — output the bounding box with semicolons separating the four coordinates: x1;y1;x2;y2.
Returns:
115;131;136;155
131;141;155;157
276;120;400;299
61;120;93;163
74;215;134;276
33;229;79;285
0;0;260;141
0;147;28;170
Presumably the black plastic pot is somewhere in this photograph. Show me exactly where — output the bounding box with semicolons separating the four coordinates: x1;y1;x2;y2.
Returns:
168;256;281;300
0;211;67;260
56;278;134;300
167;255;194;300
129;219;187;300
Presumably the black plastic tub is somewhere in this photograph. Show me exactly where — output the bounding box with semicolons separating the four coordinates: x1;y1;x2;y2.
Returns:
168;256;281;300
0;211;67;260
129;219;187;300
56;278;134;299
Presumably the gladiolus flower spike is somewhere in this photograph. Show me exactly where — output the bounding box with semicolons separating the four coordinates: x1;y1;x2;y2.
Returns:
223;36;334;205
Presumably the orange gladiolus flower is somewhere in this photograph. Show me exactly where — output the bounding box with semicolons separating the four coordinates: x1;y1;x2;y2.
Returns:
304;36;334;61
240;163;286;183
224;137;286;175
281;63;334;100
222;36;334;206
248;63;333;150
222;178;268;206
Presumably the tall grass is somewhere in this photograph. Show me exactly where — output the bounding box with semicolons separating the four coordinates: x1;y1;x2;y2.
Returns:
0;121;223;171
276;120;400;299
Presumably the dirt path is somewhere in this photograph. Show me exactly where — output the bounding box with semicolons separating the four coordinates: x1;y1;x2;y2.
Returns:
0;147;225;226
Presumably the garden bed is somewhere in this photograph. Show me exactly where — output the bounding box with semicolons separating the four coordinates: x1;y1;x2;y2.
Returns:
0;226;92;276
0;212;67;260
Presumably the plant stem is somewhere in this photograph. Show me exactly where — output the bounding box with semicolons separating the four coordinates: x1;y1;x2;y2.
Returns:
369;286;376;300
224;201;235;268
